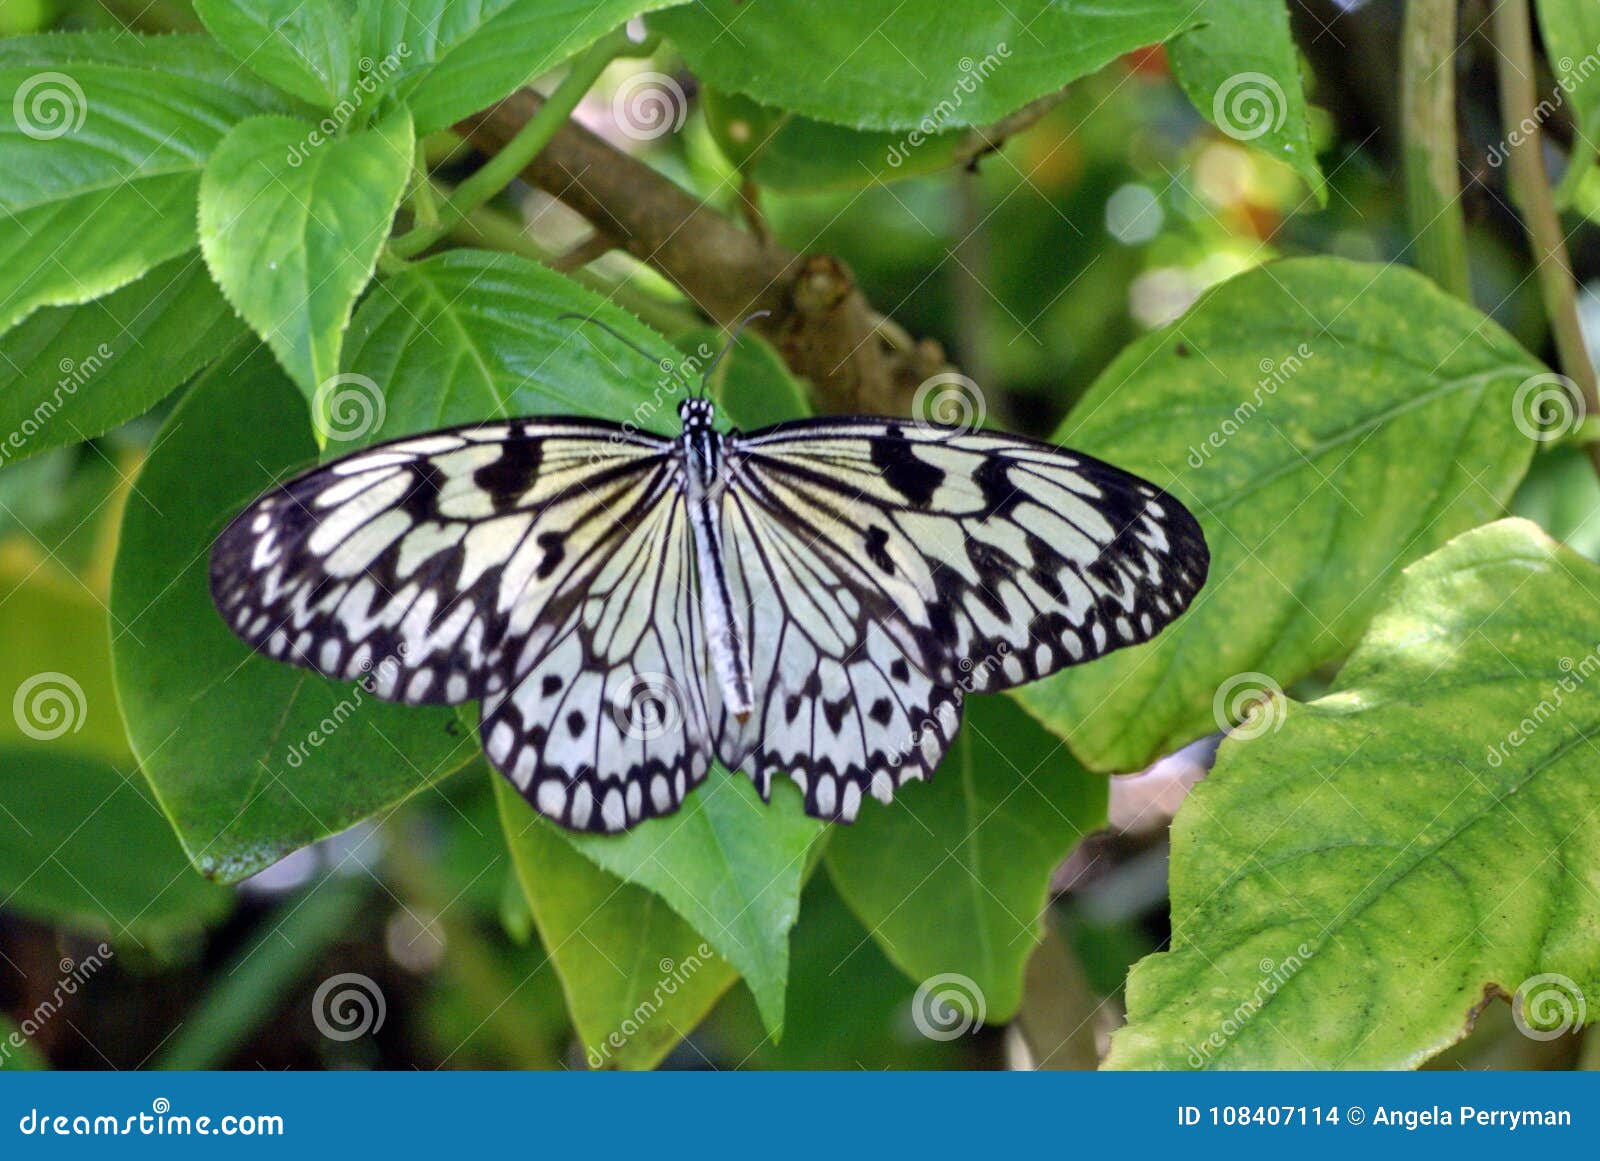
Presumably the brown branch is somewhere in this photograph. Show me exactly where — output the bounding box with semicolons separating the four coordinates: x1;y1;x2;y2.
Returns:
459;89;948;414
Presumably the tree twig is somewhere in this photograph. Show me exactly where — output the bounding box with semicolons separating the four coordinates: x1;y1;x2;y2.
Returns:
1493;0;1600;479
458;90;950;413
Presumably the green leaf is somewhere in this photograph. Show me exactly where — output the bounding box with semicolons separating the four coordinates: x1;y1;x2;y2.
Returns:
1512;446;1600;561
0;33;291;331
0;1015;44;1070
366;0;688;135
110;346;471;882
199;110;414;397
0;747;231;937
564;775;821;1037
1017;258;1543;771
344;249;691;437
658;0;1199;131
495;776;739;1070
825;694;1106;1023
195;0;361;108
0;554;130;763
0;253;245;465
1168;0;1324;201
703;90;963;193
1110;518;1600;1069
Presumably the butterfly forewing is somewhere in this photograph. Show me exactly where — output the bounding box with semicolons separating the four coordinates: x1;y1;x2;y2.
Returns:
210;404;1208;834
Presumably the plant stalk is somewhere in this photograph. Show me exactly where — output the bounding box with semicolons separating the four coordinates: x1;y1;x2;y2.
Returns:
1400;0;1471;300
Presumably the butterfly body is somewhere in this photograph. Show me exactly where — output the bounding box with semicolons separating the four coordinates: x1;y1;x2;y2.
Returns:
210;392;1208;834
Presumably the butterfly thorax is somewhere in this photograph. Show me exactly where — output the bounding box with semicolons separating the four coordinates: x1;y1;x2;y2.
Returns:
678;397;754;717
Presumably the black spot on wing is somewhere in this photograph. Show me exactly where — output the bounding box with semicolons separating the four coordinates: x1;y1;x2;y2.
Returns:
474;439;543;511
863;524;895;574
870;427;944;506
535;531;565;579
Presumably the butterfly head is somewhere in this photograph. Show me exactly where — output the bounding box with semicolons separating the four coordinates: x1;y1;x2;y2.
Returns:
678;396;716;432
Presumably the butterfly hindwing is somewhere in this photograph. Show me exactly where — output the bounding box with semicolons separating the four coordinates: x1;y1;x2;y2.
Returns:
480;487;716;832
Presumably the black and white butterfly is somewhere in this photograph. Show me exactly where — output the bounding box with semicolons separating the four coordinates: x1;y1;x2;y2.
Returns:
209;340;1207;834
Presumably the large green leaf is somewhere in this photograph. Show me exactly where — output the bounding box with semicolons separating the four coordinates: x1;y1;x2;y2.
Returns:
565;775;821;1037
0;748;231;937
364;0;689;135
1018;258;1543;771
1168;0;1324;200
343;249;687;438
195;0;361;108
0;253;245;465
825;694;1105;1023
0;33;291;331
496;777;739;1070
658;0;1198;131
110;347;471;882
199;110;413;398
1110;519;1600;1069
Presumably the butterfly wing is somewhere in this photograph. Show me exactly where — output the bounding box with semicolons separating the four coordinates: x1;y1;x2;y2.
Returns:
711;418;1208;820
209;419;714;830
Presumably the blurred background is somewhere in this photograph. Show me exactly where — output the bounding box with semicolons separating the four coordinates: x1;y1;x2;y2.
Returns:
2;0;1597;1070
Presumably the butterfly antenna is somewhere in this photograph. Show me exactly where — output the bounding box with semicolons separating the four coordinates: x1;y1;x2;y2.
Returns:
555;312;662;367
699;310;772;398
